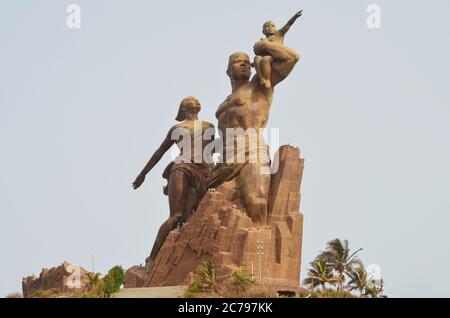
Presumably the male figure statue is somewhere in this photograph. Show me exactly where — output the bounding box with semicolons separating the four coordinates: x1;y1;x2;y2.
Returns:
208;34;300;226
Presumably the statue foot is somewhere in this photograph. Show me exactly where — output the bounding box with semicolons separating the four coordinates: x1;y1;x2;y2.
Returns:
259;78;271;88
262;78;272;89
259;77;265;86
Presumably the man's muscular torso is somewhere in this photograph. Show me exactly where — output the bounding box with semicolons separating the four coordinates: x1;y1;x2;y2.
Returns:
217;77;273;134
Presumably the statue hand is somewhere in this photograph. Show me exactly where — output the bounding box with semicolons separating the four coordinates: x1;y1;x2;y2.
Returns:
296;10;303;18
132;173;146;189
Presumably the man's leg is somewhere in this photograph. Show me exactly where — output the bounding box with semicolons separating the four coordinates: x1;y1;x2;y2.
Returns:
181;185;199;224
239;162;271;226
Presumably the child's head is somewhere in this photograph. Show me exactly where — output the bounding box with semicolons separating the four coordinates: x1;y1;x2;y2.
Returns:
263;21;277;37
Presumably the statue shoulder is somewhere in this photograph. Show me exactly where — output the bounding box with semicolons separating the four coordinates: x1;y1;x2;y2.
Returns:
169;122;185;133
222;94;232;104
202;121;215;129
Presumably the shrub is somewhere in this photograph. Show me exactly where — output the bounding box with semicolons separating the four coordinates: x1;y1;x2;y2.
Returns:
100;265;125;298
86;272;101;291
32;289;44;298
198;260;217;293
232;270;256;295
186;276;203;297
185;260;219;297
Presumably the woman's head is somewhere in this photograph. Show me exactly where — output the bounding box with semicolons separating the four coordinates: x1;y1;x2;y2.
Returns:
175;96;201;121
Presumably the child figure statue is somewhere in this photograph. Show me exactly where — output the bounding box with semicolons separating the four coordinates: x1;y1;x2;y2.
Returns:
254;10;303;88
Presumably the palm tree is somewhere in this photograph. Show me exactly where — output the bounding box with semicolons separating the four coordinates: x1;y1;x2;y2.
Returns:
232;270;256;295
86;272;101;291
199;260;217;294
319;239;363;291
347;266;368;296
303;256;337;292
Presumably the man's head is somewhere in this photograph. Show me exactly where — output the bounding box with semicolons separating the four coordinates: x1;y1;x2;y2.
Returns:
175;96;201;121
263;21;277;37
227;52;251;81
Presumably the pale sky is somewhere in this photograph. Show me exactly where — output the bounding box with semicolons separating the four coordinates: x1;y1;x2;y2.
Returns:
1;0;450;298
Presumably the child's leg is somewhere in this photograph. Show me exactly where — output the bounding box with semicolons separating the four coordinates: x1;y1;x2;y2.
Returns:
260;56;274;88
254;55;265;86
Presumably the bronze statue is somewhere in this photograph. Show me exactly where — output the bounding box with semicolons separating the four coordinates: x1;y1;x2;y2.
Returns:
207;12;301;226
254;10;303;88
132;96;215;270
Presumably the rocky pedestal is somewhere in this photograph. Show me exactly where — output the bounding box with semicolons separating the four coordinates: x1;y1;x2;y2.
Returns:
124;265;147;289
128;145;305;293
22;261;92;298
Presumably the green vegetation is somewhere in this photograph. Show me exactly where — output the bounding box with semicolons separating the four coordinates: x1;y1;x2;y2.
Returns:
198;260;217;293
302;238;386;298
100;265;125;298
232;269;256;295
31;289;44;298
186;261;258;298
186;276;203;298
79;265;125;298
303;256;337;292
185;260;219;297
86;272;101;290
84;272;102;297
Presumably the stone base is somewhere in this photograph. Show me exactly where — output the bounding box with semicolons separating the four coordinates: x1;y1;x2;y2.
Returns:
124;265;147;288
247;283;310;297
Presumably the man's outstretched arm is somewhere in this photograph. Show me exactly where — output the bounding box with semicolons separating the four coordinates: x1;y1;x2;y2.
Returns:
253;40;300;87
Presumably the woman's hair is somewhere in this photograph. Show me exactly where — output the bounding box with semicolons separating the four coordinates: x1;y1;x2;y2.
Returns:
175;99;187;122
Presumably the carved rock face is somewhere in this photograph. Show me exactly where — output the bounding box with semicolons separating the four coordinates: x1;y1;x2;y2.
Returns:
22;261;92;298
124;265;147;288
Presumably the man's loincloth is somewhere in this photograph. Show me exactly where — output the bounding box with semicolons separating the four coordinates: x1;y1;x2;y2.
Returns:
207;139;271;189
